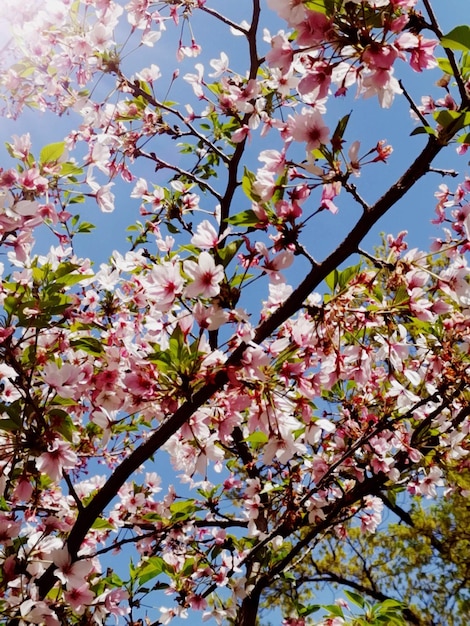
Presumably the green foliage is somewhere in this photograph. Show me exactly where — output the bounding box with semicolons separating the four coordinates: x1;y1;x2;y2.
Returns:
261;480;470;625
440;26;470;52
39;141;66;165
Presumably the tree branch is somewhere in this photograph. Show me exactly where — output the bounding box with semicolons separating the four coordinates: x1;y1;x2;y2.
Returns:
422;0;469;105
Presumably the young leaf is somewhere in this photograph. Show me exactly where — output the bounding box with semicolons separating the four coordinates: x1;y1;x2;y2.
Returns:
440;25;470;52
226;209;260;227
39;141;66;164
344;589;366;608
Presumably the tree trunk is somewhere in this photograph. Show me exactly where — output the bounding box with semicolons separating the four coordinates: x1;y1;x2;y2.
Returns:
236;589;261;626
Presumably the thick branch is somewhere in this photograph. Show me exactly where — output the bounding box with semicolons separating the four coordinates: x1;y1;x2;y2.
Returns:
252;135;443;345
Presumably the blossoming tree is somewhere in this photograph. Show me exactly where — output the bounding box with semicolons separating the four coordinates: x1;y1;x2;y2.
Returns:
0;0;469;624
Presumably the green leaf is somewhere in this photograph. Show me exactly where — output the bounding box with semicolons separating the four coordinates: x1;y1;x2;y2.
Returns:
434;110;470;134
241;167;261;202
410;126;436;137
303;0;335;16
91;518;115;530
337;263;361;290
393;285;409;306
166;223;181;234
322;604;344;617
298;604;321;617
39;142;66;165
69;195;85;204
226;209;260;227
230;271;253;286
0;418;21;433
378;599;404;611
331;112;351;153
272;170;288;204
138;556;165;585
169;500;199;520
325;269;339;292
54;265;93;287
344;589;366;609
60;162;83;177
436;57;453;75
48;409;76;442
217;239;243;267
77;222;96;234
440;25;470;52
70;337;104;356
246;431;269;445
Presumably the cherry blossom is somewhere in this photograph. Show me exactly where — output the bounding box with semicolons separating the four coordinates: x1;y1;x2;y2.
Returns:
288;108;330;152
36;439;79;482
184;251;224;298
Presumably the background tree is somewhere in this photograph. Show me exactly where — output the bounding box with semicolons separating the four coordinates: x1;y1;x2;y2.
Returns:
0;1;469;625
261;464;470;625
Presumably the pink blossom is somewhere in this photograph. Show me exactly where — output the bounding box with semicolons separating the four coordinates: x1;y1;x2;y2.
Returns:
283;618;306;626
298;61;333;101
42;362;86;399
258;149;286;175
209;52;229;77
184;63;205;98
252;169;276;201
412;466;444;498
362;44;399;71
267;0;306;26
396;33;438;72
360;68;402;108
184;251;224;298
288;108;330;151
320;182;341;214
0;514;22;544
53;549;93;588
266;32;294;72
123;368;157;399
261;248;294;283
19;167;49;193
19;599;60;626
134;64;161;83
87;173;116;212
193;301;229;330
231;125;251;143
104;588;130;618
148;261;184;309
191;219;230;249
296;11;333;47
65;584;95;615
36;439;78;482
10;133;32;160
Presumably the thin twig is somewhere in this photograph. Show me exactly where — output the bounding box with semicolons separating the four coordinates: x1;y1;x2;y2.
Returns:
399;79;429;127
62;472;84;512
295;242;319;267
422;0;469;105
358;247;394;270
343;181;370;212
119;73;230;165
137;149;222;201
428;167;459;177
199;5;249;35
